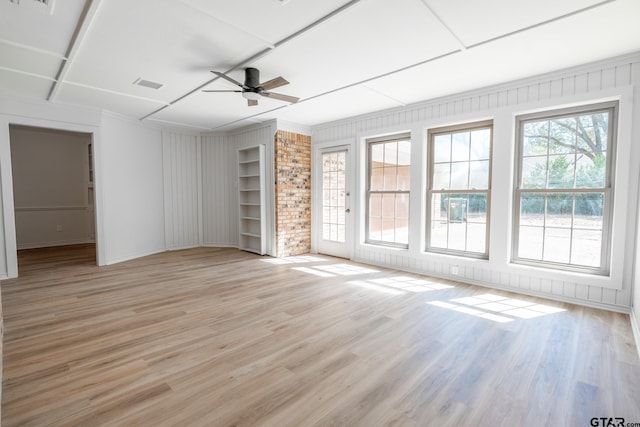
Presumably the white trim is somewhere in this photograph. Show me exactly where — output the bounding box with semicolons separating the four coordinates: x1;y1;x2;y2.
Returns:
631;309;640;360
17;239;94;250
103;247;166;266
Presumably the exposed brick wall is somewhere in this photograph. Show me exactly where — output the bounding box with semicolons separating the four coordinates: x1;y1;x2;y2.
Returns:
275;130;311;257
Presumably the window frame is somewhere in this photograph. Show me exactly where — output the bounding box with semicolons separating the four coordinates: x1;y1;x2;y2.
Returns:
426;120;493;259
365;133;411;249
512;101;618;275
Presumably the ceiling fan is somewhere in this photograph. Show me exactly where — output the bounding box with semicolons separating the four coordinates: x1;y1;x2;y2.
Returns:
203;67;300;106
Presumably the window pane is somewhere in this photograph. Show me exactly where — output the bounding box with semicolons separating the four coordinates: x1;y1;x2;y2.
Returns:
578;112;608;152
467;222;486;253
397;140;411;165
370;168;383;190
469;160;489;189
383;167;397;191
546;193;572;228
434;134;451;163
523;121;549;157
543;228;571;263
522;156;547;188
384;142;398;165
520;193;545;226
575;154;605;188
369;193;382;218
448;221;466;251
371;144;384;165
549;117;576;154
381;193;395;218
433;163;450;190
571;229;602;267
451;132;470;162
396;193;409;219
470;128;491;160
518;226;543;260
369;217;382;241
397;165;410;191
430;221;447;248
546;155;575;188
468;194;487;222
574;193;604;229
450;162;469;189
395;218;409;244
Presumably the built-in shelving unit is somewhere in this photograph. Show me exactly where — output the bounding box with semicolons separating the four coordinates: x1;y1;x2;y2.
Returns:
238;145;266;255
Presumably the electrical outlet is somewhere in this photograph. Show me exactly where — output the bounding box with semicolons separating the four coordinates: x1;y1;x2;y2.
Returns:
56;224;63;232
450;265;459;275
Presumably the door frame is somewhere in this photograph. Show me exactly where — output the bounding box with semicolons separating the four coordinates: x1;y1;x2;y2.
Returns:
311;139;355;259
1;118;104;278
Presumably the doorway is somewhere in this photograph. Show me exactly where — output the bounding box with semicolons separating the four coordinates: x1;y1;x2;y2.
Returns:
9;125;97;271
317;145;352;258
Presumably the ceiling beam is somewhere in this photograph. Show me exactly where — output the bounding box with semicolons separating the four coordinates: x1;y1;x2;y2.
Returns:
47;0;102;101
139;0;365;122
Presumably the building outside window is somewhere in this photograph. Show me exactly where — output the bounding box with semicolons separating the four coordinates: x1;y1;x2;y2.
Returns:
427;120;492;258
513;102;617;274
366;134;411;247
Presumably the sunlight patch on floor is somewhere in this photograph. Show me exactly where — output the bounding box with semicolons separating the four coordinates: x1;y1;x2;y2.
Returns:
429;293;566;323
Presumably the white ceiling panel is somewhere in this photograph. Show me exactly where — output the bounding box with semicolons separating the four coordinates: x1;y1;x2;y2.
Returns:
0;0;86;55
366;0;640;106
176;0;355;45
251;0;461;98
426;0;606;47
0;69;53;100
257;85;403;127
0;44;62;78
57;83;168;119
63;0;269;104
151;86;293;130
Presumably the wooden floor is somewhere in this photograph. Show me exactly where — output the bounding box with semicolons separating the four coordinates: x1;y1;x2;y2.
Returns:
2;245;639;426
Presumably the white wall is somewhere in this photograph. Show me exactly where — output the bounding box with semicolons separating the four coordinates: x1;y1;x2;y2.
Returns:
100;113;165;264
10;126;93;249
312;53;640;313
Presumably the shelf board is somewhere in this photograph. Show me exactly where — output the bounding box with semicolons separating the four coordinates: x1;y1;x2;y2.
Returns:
240;232;261;238
239;174;259;178
240;202;260;206
239;188;260;192
239;159;259;164
240;217;261;221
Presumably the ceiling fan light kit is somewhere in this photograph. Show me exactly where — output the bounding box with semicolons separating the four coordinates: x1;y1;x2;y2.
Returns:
203;67;300;107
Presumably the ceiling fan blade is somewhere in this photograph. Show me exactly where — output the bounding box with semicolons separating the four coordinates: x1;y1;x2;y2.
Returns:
259;76;289;91
248;99;258;107
201;90;243;93
210;71;245;88
261;91;299;104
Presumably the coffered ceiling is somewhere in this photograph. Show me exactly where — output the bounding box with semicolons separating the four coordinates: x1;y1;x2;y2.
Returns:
1;0;638;132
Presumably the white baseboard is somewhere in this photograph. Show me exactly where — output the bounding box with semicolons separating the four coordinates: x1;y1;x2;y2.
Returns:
631;309;640;361
17;239;94;250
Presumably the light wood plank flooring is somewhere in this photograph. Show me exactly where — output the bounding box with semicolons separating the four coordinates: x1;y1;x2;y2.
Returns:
2;245;639;426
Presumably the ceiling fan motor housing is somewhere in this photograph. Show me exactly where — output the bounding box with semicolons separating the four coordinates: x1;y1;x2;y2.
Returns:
244;67;261;90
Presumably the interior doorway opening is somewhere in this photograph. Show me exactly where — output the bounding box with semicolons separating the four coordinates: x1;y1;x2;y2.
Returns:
8;124;97;272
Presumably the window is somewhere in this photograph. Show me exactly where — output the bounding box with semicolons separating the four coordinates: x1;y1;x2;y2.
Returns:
366;134;411;247
427;121;492;258
513;102;617;274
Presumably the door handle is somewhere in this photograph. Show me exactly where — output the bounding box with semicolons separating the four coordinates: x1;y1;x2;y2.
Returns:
345;208;351;213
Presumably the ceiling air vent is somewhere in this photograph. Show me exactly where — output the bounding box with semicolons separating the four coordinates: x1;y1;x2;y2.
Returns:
133;78;164;90
8;0;55;14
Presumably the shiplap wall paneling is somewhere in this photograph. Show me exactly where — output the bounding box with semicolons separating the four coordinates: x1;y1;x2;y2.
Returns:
162;132;201;250
201;135;237;247
313;55;640;312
